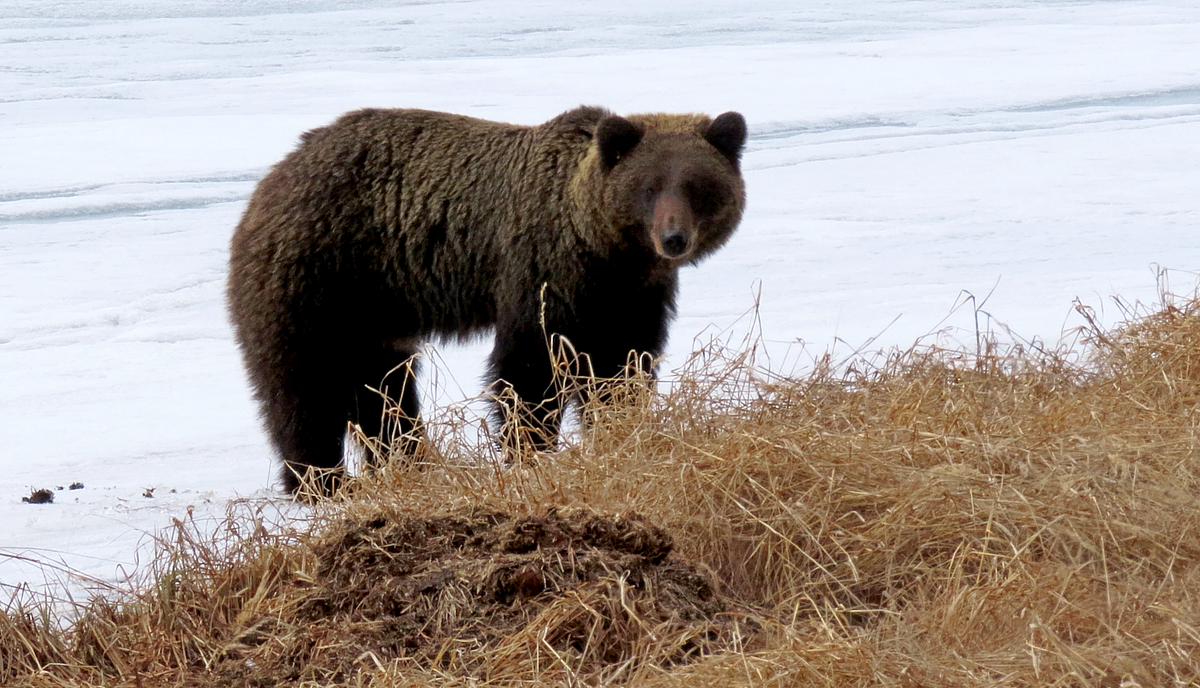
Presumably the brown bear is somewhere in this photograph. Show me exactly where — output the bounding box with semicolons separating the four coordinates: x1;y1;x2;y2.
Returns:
227;105;747;495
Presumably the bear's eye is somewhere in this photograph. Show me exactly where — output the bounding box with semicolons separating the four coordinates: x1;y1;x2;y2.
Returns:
639;185;658;206
685;178;727;217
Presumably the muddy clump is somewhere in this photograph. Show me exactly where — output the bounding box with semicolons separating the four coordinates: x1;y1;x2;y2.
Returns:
218;508;747;685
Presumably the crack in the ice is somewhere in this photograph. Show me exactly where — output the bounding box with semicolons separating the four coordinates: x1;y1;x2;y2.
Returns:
746;106;1200;168
0;173;262;204
1009;85;1200;113
0;196;251;225
0;173;264;225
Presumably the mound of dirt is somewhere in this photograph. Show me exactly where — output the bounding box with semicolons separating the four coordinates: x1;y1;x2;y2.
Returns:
218;509;746;685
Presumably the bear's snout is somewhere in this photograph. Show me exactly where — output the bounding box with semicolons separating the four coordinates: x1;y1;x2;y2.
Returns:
652;193;694;260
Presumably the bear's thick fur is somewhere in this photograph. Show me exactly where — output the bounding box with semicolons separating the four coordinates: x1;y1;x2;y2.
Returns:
228;106;747;494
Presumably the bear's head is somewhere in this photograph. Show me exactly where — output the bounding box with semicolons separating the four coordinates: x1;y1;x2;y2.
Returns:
591;111;747;267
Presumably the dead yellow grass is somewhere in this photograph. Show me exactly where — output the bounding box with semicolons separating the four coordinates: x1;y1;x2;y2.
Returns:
3;289;1199;687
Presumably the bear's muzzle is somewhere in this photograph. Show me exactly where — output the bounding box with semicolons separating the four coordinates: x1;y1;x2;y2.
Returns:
652;193;693;260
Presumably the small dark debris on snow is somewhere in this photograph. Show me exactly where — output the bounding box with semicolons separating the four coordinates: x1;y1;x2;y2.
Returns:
23;489;54;504
69;482;84;490
143;488;155;498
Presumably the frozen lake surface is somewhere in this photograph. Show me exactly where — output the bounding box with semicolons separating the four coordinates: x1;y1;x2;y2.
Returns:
2;0;1198;600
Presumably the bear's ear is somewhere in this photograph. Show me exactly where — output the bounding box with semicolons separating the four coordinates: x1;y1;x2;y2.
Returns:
704;111;747;167
596;116;643;170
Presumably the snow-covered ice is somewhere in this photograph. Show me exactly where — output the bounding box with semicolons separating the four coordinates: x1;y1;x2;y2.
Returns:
2;1;1198;600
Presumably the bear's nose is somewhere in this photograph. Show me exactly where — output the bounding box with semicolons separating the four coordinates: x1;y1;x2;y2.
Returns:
661;230;688;257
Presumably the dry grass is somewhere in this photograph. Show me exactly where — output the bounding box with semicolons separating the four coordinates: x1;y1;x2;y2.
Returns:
3;288;1199;687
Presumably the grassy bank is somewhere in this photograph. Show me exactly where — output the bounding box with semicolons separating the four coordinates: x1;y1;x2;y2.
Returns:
4;291;1199;687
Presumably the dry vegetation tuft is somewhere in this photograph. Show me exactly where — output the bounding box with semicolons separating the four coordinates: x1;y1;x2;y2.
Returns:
3;289;1200;687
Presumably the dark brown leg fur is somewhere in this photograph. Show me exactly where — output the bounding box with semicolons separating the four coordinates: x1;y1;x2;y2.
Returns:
352;344;424;470
271;338;424;497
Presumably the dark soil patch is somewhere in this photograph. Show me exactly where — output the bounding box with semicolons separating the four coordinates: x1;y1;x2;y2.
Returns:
21;488;53;504
217;508;746;685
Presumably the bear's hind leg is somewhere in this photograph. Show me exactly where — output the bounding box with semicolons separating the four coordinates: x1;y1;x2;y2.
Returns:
487;327;562;459
352;342;425;470
267;369;353;497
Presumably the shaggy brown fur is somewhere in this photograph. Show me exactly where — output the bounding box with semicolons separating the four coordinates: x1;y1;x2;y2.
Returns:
228;105;747;494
